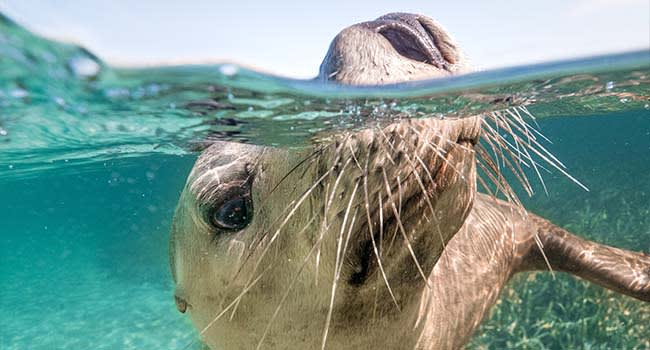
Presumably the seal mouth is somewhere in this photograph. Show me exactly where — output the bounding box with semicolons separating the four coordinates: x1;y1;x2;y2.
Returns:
457;135;479;147
364;13;450;70
450;118;482;148
339;117;480;286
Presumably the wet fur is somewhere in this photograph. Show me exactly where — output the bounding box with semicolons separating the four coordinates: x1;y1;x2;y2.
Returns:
170;13;650;350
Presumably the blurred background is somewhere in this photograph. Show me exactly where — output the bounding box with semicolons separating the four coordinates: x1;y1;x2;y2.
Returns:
1;0;648;78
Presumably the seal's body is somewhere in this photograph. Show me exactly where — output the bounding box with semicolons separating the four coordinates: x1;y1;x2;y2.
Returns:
170;13;650;350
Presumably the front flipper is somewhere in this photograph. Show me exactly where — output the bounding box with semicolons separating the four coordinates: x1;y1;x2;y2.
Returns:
526;216;650;302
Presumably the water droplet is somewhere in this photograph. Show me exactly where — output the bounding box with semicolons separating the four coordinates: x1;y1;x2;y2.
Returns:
219;64;239;76
105;87;130;99
147;83;161;94
9;88;28;98
605;81;615;91
0;127;7;136
68;55;101;79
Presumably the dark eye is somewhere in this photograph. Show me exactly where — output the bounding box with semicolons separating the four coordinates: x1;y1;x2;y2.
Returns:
210;196;252;231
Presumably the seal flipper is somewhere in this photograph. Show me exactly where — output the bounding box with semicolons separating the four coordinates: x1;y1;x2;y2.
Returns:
525;216;650;302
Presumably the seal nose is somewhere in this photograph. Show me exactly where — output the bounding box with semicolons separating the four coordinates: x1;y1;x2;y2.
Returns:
364;14;442;68
174;294;188;313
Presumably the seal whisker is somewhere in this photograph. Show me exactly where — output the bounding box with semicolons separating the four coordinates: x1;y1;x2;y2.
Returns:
381;167;433;289
315;157;353;283
362;149;401;309
231;163;339;319
475;165;497;198
245;136;351;275
268;146;325;196
322;182;361;350
370;131;407;258
402;123;472;185
511;107;555;147
254;216;320;350
170;13;649;349
512;131;589;191
374;126;398;164
518;106;549;140
404;123;473;183
372;191;385;323
379;124;449;249
481;123;536;169
476;151;521;207
478;125;534;196
486;111;550;195
182;265;271;350
500;109;558;167
482;116;549;195
475;147;523;209
487;108;585;194
483;110;558;277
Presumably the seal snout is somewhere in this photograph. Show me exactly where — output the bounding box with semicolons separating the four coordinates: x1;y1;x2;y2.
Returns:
367;12;454;69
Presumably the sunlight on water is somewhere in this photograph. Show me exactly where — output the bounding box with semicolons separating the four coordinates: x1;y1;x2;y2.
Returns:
1;12;648;179
0;11;649;350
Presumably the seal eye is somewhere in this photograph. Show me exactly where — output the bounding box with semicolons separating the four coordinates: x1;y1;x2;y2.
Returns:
210;196;252;231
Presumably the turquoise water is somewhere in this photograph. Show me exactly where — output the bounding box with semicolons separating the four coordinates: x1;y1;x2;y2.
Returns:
1;13;650;349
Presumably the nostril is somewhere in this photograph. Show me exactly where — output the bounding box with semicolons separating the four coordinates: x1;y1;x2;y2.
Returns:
175;295;188;313
370;16;446;69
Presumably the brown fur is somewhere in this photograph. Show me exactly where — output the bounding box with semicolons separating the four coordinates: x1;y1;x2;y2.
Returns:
170;13;650;350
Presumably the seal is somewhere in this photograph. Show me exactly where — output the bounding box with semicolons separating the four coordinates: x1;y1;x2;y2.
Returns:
169;13;650;350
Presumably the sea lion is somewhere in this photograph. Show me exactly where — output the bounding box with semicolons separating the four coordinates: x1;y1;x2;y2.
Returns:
169;13;650;350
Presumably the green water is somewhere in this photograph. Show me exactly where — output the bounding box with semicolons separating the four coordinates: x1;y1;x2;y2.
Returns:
1;12;650;350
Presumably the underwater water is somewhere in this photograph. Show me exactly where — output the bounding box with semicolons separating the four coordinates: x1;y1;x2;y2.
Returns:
1;13;649;350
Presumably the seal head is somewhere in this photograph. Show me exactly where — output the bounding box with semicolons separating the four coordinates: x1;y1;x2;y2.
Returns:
170;116;481;348
170;12;650;350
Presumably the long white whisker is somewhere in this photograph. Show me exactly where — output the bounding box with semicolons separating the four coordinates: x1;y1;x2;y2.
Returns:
361;144;401;309
254;217;320;350
381;168;432;288
183;265;270;350
321;181;360;350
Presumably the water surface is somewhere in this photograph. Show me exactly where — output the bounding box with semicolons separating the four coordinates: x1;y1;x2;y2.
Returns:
1;13;649;349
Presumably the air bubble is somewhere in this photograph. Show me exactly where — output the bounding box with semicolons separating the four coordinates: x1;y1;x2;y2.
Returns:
219;64;239;76
68;55;101;79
